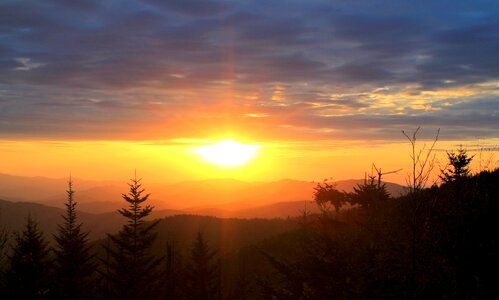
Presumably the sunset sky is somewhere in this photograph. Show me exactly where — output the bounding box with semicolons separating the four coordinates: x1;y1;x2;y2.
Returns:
0;0;498;184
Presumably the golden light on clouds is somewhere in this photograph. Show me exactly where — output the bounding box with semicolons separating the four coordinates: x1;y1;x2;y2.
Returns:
271;85;286;101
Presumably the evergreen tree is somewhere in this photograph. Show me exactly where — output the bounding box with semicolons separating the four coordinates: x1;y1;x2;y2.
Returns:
6;216;51;299
185;232;220;300
53;178;94;300
349;177;389;209
163;241;182;300
440;147;474;183
102;175;161;300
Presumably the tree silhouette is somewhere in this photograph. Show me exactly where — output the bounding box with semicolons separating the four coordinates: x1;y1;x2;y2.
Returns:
53;178;95;300
6;216;51;299
162;240;185;300
402;127;440;192
185;232;220;300
0;211;8;289
264;169;499;299
349;176;389;209
102;175;161;300
313;180;347;213
401;127;440;295
440;146;474;183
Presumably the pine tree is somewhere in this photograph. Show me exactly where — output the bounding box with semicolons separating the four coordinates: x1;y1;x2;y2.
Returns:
53;178;95;300
440;147;474;183
350;176;389;209
185;232;220;300
6;216;51;299
102;175;161;300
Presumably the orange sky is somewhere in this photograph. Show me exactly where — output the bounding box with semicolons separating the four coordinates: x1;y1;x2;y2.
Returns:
1;136;497;185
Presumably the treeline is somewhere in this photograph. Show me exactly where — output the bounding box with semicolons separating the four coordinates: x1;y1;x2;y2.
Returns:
0;176;224;300
261;149;499;299
0;176;295;300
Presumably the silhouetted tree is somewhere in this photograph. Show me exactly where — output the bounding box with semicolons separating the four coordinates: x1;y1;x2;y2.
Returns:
260;215;365;300
0;212;9;290
351;176;391;297
263;161;498;299
440;147;474;183
402;127;440;296
402;127;440;192
53;178;95;300
102;175;161;300
185;232;220;300
6;216;51;299
349;176;389;209
313;180;347;213
163;240;183;300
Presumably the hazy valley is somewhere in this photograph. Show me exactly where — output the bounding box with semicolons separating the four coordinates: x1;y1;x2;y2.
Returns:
0;172;405;213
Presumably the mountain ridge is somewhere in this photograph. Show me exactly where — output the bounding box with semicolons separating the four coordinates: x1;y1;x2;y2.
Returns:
0;173;406;215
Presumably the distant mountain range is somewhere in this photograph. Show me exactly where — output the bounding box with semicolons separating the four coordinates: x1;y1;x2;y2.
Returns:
0;173;407;239
0;197;299;256
0;199;123;240
0;172;406;216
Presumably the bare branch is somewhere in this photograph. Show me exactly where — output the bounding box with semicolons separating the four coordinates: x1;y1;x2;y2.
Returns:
402;127;439;192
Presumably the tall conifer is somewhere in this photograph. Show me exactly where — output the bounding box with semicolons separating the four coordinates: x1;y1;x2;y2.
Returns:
185;232;220;300
102;175;161;300
6;216;51;299
53;178;94;299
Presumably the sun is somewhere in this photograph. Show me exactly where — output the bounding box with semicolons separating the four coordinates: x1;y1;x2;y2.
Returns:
195;139;260;167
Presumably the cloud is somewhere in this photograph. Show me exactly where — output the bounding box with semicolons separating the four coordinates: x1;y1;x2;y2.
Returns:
142;0;231;16
0;0;498;141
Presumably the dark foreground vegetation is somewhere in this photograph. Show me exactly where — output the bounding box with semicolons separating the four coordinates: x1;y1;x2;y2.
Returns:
262;164;499;299
0;150;497;299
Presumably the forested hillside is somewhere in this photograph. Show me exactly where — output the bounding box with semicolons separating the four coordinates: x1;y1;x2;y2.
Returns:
260;168;499;299
0;165;497;299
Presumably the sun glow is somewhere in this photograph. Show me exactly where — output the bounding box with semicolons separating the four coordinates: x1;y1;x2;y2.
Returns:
195;140;260;167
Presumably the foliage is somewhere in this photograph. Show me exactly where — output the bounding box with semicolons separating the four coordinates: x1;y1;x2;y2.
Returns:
185;232;220;300
101;175;161;300
440;147;474;183
162;240;184;300
53;178;95;300
349;177;390;209
0;166;497;299
0;213;8;289
264;169;499;299
6;216;51;299
313;180;347;213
